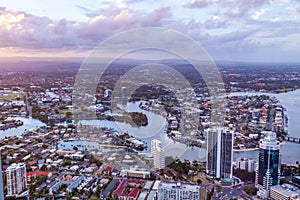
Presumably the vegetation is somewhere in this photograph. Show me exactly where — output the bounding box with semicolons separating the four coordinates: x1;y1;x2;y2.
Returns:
90;155;103;167
206;187;214;200
281;164;300;176
168;158;190;174
129;112;148;126
165;156;175;167
243;185;257;195
0;92;24;100
233;169;255;182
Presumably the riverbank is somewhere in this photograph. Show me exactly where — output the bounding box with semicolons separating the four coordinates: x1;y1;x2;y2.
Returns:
234;148;259;152
232;89;300;164
0;116;45;139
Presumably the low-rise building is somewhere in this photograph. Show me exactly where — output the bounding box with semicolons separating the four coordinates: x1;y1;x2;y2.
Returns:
158;182;201;200
120;168;150;179
236;157;257;172
270;184;300;200
112;179;144;200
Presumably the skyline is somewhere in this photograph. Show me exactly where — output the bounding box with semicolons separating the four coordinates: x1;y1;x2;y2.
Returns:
0;0;299;62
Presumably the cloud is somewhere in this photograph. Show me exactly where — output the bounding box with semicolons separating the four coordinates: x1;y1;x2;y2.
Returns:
247;19;300;38
76;7;172;42
204;16;227;29
251;8;268;20
214;31;254;43
183;0;208;9
0;6;172;49
218;0;269;19
1;1;299;62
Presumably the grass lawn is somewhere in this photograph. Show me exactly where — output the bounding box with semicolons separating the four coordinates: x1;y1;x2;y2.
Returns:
0;92;25;100
192;172;213;184
277;88;295;93
60;109;73;116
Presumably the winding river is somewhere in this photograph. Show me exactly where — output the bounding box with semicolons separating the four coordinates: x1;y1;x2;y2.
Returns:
2;90;300;164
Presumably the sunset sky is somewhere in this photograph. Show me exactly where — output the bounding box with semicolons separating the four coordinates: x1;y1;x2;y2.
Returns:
0;0;299;62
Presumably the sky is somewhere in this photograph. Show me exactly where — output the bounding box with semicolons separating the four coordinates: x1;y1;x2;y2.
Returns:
0;0;299;62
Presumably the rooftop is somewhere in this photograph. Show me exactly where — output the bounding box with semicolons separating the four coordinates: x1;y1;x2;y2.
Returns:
271;184;300;197
158;182;200;191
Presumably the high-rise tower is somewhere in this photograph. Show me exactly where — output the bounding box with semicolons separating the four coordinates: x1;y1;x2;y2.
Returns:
151;139;165;169
0;153;4;199
255;131;280;198
6;163;27;196
206;127;233;179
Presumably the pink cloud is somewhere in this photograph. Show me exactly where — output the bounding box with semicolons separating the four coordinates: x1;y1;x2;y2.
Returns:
183;0;209;9
0;6;172;49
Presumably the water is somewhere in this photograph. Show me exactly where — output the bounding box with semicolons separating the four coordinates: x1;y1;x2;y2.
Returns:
77;90;300;164
57;140;102;151
233;142;300;164
231;90;300;164
0;116;45;139
79;101;206;161
276;90;300;138
2;90;300;164
56;140;117;153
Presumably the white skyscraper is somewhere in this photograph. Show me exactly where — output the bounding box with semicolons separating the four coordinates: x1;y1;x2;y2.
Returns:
6;163;27;196
121;86;127;99
151;139;165;169
206;127;234;179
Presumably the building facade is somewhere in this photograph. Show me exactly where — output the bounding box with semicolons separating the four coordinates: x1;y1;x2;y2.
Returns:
255;131;280;198
206;127;233;179
158;182;200;200
270;184;300;200
151;139;165;169
236;157;257;172
6;163;27;196
0;154;4;199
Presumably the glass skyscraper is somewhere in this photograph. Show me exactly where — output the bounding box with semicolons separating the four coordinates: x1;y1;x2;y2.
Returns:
256;131;280;198
206;127;233;179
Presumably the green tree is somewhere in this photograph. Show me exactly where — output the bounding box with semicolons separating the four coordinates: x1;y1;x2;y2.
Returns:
165;156;175;167
243;185;257;195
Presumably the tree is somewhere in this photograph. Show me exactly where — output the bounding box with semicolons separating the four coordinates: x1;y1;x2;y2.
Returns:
243;185;257;195
233;168;255;182
207;187;214;200
71;187;79;196
197;179;202;184
216;186;221;193
165;156;175;167
280;178;290;185
26;165;33;172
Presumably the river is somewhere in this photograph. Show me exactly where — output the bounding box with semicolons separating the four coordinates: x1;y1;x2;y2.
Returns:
79;101;207;161
231;90;300;164
1;90;300;164
0;116;45;139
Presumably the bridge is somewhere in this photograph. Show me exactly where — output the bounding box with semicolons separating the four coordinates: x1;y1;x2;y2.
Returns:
284;136;300;143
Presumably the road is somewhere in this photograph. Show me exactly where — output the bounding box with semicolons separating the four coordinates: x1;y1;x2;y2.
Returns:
267;106;275;130
213;183;255;200
100;177;120;198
